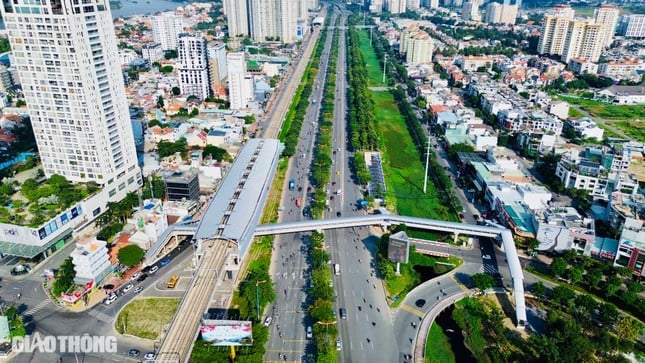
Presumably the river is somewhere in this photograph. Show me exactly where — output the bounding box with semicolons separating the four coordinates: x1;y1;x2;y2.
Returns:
434;305;476;363
109;0;189;18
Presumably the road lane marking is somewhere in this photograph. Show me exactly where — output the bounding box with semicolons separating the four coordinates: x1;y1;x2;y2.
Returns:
399;304;425;318
266;348;303;352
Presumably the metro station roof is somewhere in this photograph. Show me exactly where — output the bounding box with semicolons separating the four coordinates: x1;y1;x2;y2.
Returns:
194;138;282;258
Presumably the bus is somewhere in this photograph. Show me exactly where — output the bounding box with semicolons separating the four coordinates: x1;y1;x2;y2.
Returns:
167;275;179;288
333;264;340;276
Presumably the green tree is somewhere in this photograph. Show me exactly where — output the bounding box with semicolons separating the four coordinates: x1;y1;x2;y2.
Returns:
157;96;164;109
550;257;568;277
117;245;145;268
586;267;603;288
605;275;623;297
614;316;642;347
171;86;180;95
157;138;187;158
567;265;584;285
202;145;232;162
551;285;575;306
52;257;76;296
532;281;546;297
471;273;494;291
160;65;174;74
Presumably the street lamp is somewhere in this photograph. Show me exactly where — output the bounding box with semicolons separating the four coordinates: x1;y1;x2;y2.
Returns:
255;280;267;322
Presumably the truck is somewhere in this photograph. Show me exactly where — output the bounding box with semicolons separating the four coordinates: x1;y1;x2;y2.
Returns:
357;199;369;209
288;179;296;191
295;198;303;208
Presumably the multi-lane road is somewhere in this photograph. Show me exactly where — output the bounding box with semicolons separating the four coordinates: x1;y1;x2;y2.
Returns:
264;10;339;363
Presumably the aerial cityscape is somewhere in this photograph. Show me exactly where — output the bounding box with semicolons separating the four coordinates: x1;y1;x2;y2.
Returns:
0;0;642;362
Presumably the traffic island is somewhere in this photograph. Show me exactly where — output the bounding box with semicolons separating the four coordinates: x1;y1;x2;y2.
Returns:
115;298;180;340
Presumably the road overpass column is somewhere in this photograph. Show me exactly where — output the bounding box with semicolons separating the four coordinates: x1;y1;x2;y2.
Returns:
453;233;459;243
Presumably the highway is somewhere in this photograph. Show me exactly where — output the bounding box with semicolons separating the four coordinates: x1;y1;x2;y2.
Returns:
264;10;338;363
324;11;397;363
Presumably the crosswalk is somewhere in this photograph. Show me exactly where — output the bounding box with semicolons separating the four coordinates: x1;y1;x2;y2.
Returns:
479;264;499;275
86;308;114;323
24;300;50;316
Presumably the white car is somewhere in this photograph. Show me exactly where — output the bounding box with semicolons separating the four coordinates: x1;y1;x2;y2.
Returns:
306;326;313;339
130;273;141;281
123;284;134;293
134;286;144;294
149;266;159;274
336;338;342;351
482;254;491;260
144;352;156;360
104;294;118;305
263;316;273;327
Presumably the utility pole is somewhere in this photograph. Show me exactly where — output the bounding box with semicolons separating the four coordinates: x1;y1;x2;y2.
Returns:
382;54;387;84
423;138;431;194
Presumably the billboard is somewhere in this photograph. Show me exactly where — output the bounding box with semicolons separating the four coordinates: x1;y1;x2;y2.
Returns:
200;320;253;346
388;231;409;264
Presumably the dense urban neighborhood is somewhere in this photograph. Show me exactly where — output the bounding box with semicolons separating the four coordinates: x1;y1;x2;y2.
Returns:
0;0;643;362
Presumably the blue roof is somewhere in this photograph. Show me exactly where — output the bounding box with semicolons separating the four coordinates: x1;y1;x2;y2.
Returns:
208;130;227;136
437;112;458;124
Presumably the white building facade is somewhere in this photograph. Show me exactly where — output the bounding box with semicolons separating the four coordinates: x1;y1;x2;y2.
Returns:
177;34;210;100
227;52;254;110
152;12;183;51
70;238;111;284
1;0;141;189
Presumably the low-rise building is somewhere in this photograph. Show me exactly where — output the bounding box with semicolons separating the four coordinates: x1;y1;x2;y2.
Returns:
567;118;605;140
614;218;645;276
598;85;645;105
533;207;596;254
70;238;112;285
567;58;598;75
598;60;644;81
164;170;200;202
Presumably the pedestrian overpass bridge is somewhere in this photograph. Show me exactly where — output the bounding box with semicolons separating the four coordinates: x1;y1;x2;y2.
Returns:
153;139;527;362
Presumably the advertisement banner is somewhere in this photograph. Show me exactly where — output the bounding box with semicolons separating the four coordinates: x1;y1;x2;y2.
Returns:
200;320;253;346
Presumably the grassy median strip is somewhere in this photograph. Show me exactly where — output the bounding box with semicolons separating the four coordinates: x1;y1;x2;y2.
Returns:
115;298;180;340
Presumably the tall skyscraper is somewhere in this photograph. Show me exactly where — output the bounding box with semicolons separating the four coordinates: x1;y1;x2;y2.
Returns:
485;2;517;25
223;0;249;38
538;13;576;56
538;7;605;63
208;43;228;90
462;0;482;22
617;14;645;39
152;12;183;51
177;34;210;100
386;0;407;14
0;0;140;188
227;52;254;110
593;4;619;48
370;0;384;13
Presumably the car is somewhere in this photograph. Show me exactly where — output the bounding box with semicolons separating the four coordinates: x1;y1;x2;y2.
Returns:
306;326;313;339
459;213;465;219
415;299;426;308
137;274;148;282
127;349;140;357
102;284;115;291
160;258;171;266
149;266;159;274
336;212;341;217
482;254;491;260
123;284;134;293
263;316;273;327
134;286;144;294
130;273;141;281
339;308;347;319
298;186;302;192
104;294;118;305
336;171;340;176
10;264;30;276
336;338;342;351
144;352;156;360
141;266;151;274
